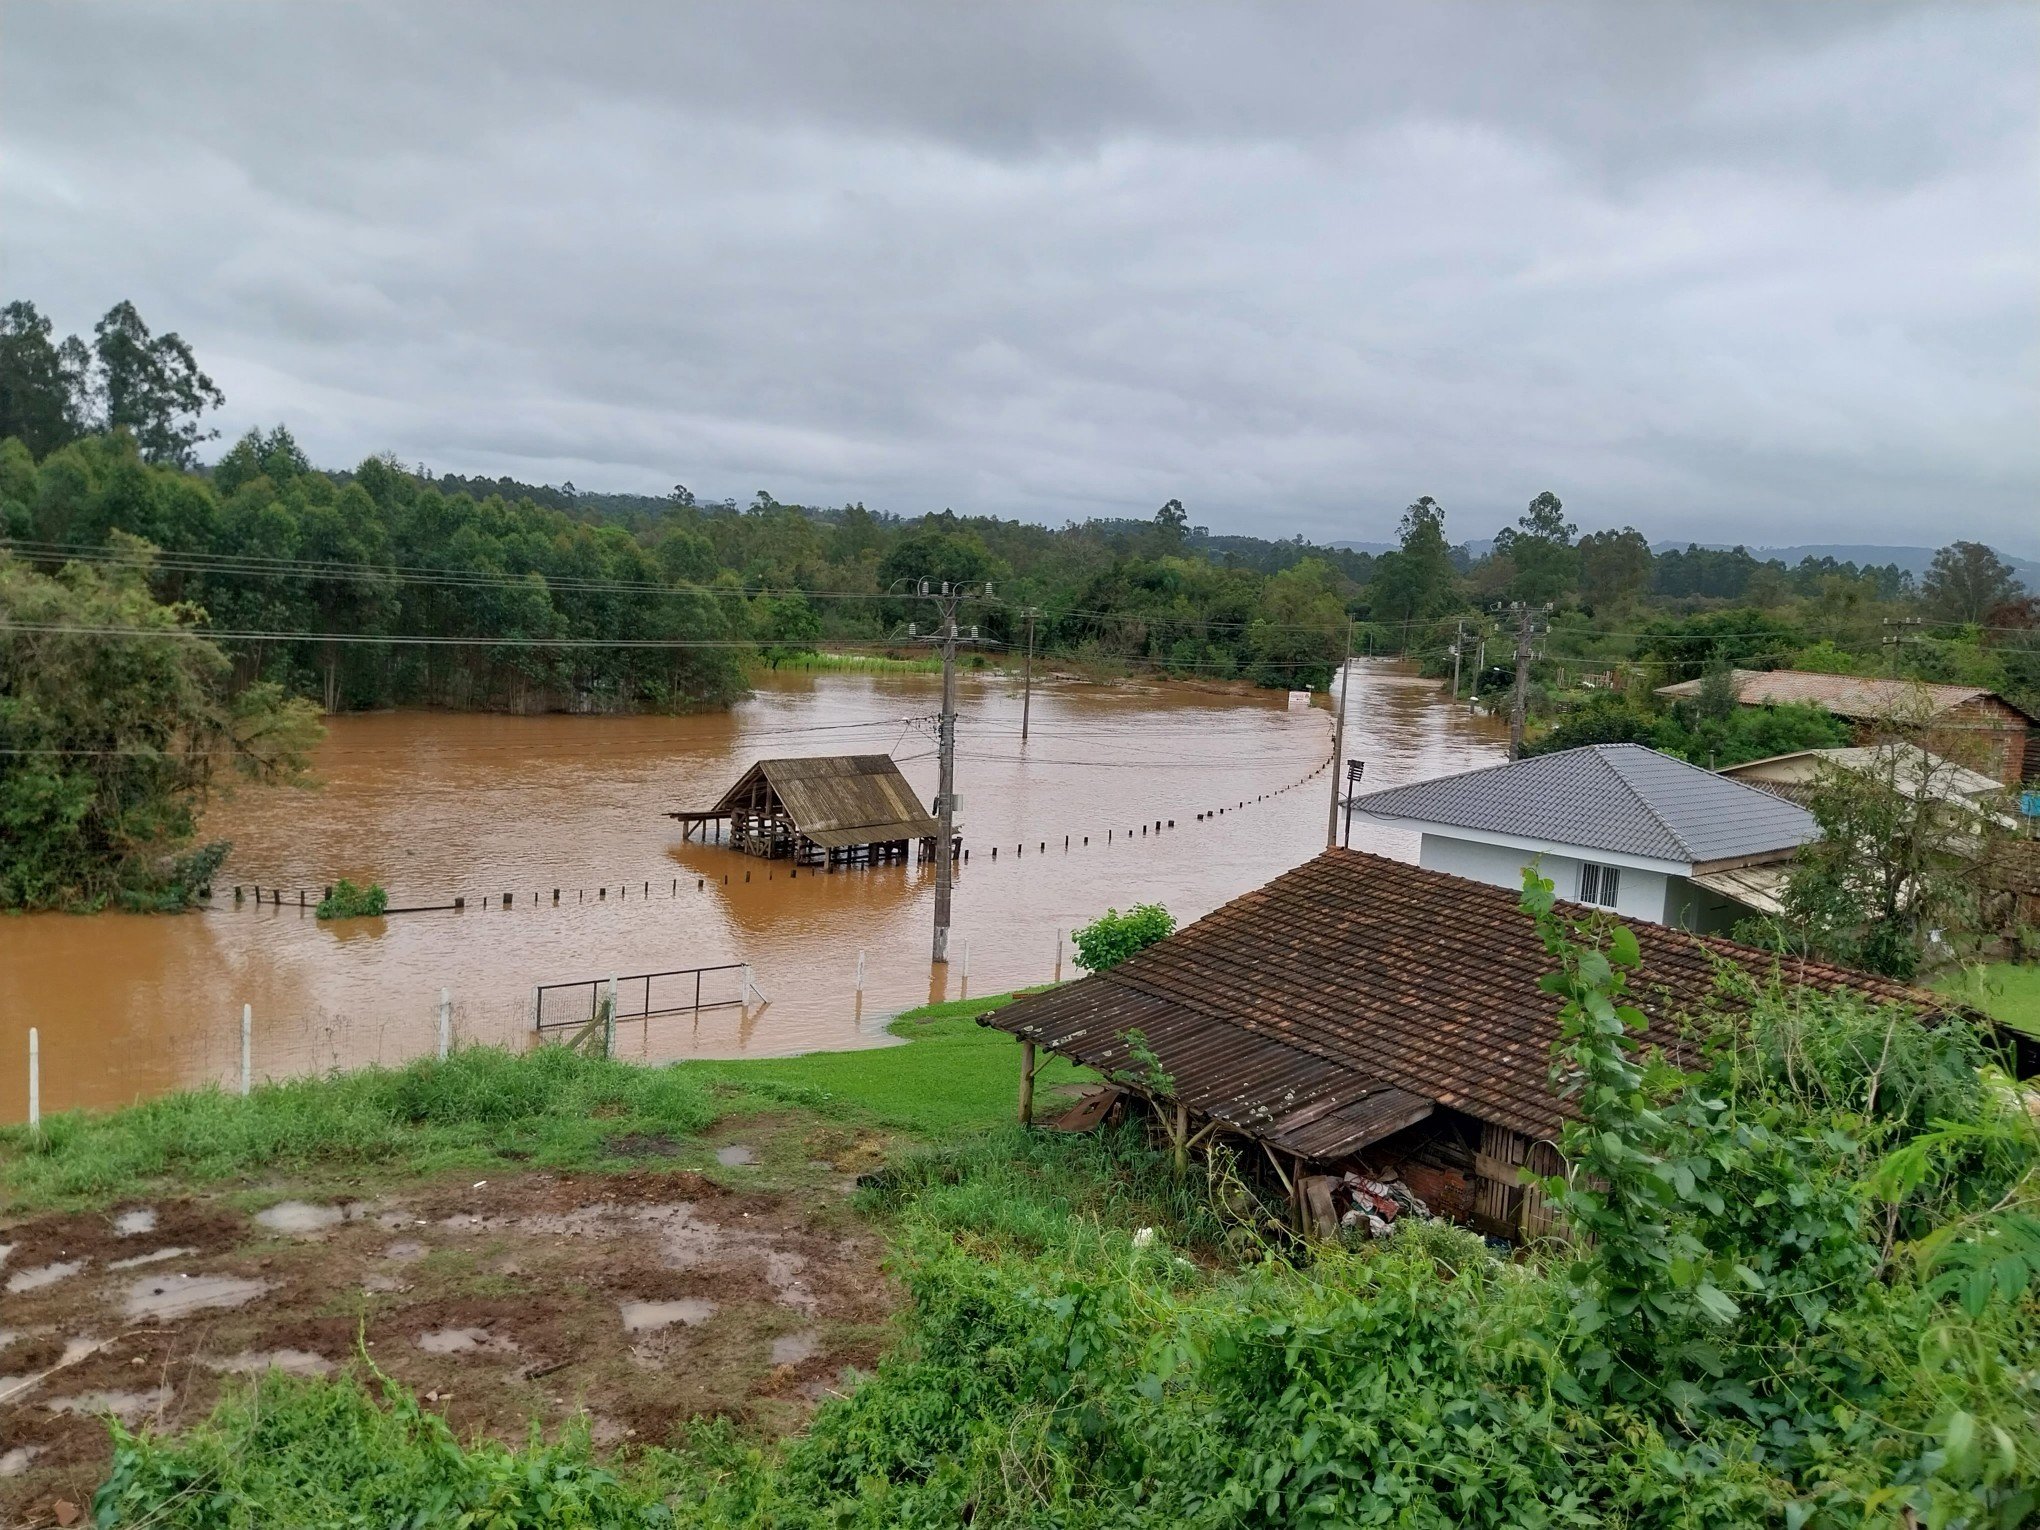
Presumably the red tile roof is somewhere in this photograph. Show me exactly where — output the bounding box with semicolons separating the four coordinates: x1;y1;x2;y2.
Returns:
983;849;1947;1146
1655;669;2034;724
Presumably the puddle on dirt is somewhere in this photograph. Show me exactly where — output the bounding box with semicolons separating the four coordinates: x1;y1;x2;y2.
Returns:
255;1200;358;1235
0;1445;41;1477
619;1299;718;1332
770;1330;820;1365
0;1242;13;1268
124;1271;271;1321
417;1327;517;1355
113;1208;158;1237
363;1273;411;1294
207;1348;334;1378
6;1259;86;1294
763;1251;817;1313
715;1145;757;1167
46;1387;172;1421
382;1240;427;1262
108;1246;197;1271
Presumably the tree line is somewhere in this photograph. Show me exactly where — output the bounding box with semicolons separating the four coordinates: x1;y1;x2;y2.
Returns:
6;295;2036;781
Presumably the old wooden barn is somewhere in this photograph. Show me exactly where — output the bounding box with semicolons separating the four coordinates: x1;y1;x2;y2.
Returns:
981;849;1992;1241
668;754;949;868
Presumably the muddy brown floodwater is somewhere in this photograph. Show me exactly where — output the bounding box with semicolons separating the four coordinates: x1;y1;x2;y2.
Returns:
0;663;1505;1118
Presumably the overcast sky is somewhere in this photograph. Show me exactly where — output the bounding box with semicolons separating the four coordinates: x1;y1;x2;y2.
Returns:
4;2;2035;552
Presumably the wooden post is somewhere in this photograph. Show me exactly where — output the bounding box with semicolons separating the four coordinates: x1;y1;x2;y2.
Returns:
855;950;866;993
531;984;541;1031
438;987;452;1060
603;976;617;1059
1173;1103;1189;1175
27;1027;39;1137
240;1004;252;1097
1018;1039;1035;1125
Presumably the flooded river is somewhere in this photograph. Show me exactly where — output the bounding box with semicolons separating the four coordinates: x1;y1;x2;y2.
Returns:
0;663;1506;1118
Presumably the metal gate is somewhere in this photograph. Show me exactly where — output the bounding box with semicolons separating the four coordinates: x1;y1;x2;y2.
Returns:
532;963;754;1031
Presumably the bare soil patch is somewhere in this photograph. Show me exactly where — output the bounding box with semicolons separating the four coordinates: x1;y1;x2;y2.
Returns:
1;1163;895;1525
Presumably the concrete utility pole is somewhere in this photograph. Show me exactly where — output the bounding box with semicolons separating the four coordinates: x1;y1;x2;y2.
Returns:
1325;619;1353;849
903;579;990;963
1449;618;1464;699
1509;603;1535;759
1020;606;1037;742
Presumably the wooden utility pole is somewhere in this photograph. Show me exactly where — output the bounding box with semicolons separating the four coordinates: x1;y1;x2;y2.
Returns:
1326;619;1353;849
1449;618;1464;699
1509;604;1534;758
1020;606;1036;742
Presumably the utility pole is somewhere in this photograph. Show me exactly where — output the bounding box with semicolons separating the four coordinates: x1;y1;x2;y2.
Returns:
1449;618;1464;700
1508;603;1535;759
1020;606;1036;742
1881;616;1921;676
1325;619;1353;849
903;579;990;964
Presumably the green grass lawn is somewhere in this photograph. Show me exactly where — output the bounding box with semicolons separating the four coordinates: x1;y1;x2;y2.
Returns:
0;990;1091;1212
1934;961;2040;1042
684;992;1089;1136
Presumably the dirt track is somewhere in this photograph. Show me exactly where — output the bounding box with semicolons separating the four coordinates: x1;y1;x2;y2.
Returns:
1;1140;896;1526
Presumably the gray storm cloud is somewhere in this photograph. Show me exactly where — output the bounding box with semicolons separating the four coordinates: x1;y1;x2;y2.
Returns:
3;1;2034;551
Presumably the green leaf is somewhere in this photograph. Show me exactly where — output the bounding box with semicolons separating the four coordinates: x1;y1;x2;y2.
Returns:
1693;1282;1740;1324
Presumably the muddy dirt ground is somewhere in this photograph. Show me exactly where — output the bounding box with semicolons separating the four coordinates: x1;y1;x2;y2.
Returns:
0;1123;896;1526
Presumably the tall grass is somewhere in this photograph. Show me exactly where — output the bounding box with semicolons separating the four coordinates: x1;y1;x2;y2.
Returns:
0;993;1084;1210
1;1045;721;1206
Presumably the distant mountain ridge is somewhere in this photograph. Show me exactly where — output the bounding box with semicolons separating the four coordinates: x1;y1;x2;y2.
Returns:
1328;538;2037;590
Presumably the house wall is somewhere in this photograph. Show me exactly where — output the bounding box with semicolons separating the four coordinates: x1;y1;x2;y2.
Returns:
1661;876;1753;936
1416;834;1669;923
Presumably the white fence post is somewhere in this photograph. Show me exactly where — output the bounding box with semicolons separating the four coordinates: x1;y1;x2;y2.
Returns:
962;941;970;981
438;987;452;1060
1055;928;1063;976
240;1004;252;1097
855;950;866;993
27;1027;39;1137
603;975;617;1059
530;984;541;1032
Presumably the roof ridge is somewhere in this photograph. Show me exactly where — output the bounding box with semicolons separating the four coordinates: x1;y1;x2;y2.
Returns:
1591;743;1735;861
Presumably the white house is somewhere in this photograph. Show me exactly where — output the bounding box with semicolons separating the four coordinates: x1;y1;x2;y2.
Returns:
1351;743;1818;934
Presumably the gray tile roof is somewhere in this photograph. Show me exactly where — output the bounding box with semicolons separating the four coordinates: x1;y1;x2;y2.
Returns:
1351;743;1817;867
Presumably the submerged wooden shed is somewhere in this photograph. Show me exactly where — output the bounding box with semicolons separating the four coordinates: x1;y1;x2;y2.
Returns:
668;754;947;867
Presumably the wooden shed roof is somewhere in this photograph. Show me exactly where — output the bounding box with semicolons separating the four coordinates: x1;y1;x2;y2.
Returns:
982;849;1954;1150
705;754;940;849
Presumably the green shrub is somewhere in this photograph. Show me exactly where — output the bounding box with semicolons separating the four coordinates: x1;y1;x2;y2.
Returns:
314;878;387;919
1071;903;1175;972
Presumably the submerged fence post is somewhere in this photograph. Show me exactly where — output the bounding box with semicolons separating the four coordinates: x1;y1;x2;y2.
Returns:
27;1027;39;1137
1055;928;1063;978
240;1004;252;1097
962;941;970;981
438;987;452;1060
603;975;617;1059
856;950;866;993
